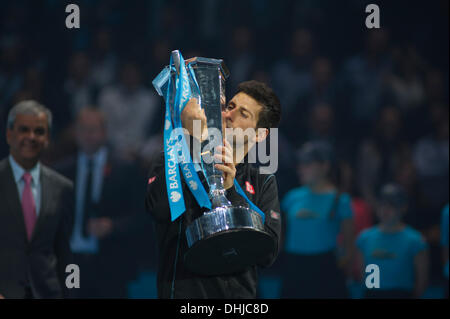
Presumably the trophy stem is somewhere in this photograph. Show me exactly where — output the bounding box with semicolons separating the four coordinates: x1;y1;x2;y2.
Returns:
207;175;231;208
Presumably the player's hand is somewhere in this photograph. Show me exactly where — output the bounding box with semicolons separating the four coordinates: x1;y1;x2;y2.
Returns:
181;98;207;141
214;138;235;190
0;294;4;299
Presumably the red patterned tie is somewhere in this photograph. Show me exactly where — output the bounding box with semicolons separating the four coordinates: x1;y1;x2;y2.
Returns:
22;172;37;241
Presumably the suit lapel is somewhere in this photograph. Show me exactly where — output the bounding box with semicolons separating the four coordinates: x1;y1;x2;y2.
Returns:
0;158;28;243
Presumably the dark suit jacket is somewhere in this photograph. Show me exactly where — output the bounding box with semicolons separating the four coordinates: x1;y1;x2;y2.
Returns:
55;151;146;240
0;157;74;299
54;150;154;297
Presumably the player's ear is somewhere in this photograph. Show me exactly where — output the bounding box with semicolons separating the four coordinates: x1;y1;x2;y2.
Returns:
255;128;268;143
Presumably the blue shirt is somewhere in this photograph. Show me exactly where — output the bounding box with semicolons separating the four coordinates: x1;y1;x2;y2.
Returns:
441;204;449;279
9;155;41;216
357;226;427;291
70;147;108;254
281;186;353;254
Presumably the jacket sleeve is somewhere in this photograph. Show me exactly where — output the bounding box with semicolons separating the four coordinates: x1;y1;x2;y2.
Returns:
54;180;75;298
145;152;172;223
256;174;282;268
108;164;152;238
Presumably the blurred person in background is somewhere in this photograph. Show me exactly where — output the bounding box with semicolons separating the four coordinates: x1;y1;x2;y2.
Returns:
249;68;271;85
63;52;96;121
282;100;336;150
406;101;448;289
279;56;343;152
89;27;118;89
280;141;354;298
413;104;449;217
12;66;46;105
392;157;428;230
0;35;24;112
424;69;448;107
357;105;411;208
336;160;374;286
305;102;336;144
98;61;159;163
411;104;448;284
272;28;315;115
0;35;25;158
440;203;449;298
273;132;300;200
0;100;73;299
356;183;429;298
42;52;95;165
385;45;425;114
339;29;392;136
226;26;255;94
302;57;337;109
55;107;151;298
405;69;448;142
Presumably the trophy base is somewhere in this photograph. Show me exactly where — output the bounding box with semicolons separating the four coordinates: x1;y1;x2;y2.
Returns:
185;207;274;276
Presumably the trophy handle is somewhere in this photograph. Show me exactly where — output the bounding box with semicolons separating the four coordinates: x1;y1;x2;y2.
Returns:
171;50;181;75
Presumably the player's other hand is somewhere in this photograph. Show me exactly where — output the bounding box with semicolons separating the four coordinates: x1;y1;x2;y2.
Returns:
181;98;207;141
214;138;236;190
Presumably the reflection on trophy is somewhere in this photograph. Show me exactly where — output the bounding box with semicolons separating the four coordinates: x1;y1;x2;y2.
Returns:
154;50;274;276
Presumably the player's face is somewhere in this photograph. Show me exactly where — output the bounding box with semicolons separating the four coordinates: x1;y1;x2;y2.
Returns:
7;113;49;168
222;92;263;146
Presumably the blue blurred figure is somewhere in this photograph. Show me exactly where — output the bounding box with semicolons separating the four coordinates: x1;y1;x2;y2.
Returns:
280;141;354;298
356;183;429;298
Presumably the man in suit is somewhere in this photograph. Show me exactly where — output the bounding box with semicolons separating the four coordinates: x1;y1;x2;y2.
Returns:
0;100;74;299
55;107;152;298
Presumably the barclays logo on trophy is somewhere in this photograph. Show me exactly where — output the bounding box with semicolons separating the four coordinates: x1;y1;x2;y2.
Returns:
152;50;277;275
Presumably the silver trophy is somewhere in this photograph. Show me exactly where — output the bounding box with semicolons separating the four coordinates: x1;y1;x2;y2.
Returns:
154;51;274;276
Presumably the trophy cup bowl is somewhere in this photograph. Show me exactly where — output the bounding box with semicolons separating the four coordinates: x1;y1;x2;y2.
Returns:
185;206;275;275
177;54;274;276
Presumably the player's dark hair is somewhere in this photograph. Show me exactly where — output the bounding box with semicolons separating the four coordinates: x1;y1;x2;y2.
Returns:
236;80;281;129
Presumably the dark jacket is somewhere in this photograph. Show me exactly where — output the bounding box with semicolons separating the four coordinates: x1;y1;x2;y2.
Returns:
145;152;281;299
0;158;74;299
54;150;153;298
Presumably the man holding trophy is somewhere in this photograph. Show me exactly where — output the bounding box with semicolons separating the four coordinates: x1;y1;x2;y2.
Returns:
146;51;281;298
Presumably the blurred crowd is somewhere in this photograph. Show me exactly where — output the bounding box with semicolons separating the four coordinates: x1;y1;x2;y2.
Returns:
0;0;448;298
